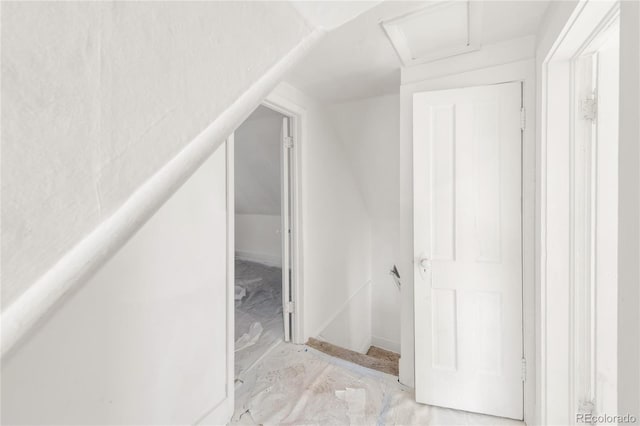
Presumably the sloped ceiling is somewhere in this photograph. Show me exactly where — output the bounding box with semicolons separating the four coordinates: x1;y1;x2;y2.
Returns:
290;1;382;30
286;0;550;103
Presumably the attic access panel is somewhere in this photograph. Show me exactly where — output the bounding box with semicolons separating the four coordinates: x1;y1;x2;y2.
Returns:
382;1;483;66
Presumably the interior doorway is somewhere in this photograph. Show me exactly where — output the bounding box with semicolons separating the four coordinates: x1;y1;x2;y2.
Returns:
232;104;296;379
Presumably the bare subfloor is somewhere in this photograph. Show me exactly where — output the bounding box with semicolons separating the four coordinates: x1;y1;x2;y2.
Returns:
307;337;400;376
231;342;525;425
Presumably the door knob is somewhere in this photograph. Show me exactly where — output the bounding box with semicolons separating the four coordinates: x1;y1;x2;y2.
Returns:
416;256;431;279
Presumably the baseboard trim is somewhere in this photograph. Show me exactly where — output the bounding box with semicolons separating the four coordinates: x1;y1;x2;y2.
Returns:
235;250;281;268
371;336;401;354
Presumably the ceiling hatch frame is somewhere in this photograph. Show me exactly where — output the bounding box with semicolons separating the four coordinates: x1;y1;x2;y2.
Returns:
381;0;484;67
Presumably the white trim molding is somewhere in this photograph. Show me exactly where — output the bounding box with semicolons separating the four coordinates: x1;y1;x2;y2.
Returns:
1;28;325;359
195;136;235;426
263;88;307;345
538;1;621;424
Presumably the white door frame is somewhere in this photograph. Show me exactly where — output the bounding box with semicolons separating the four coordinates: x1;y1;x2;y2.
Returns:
399;57;536;424
228;95;305;345
221;95;304;418
261;95;305;344
539;1;620;424
280;115;293;342
228;93;306;342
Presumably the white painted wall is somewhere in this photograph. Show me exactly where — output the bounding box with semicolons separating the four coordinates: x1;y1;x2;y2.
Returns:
0;2;321;423
329;94;401;353
270;83;373;353
290;1;383;31
617;0;640;419
234;106;283;266
0;2;388;422
1;145;232;425
235;214;282;267
398;37;537;423
318;282;372;354
1;1;312;310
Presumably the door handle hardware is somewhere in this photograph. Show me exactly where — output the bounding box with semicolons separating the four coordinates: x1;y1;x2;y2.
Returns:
415;254;431;279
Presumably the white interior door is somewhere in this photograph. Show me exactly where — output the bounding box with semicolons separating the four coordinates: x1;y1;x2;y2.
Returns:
413;82;523;420
281;116;292;342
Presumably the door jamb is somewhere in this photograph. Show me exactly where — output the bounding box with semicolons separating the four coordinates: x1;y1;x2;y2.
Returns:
539;1;620;423
261;94;305;345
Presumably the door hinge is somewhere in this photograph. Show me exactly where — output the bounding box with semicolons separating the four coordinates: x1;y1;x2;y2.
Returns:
283;136;294;149
521;358;527;382
581;97;597;121
285;301;295;313
520;107;526;130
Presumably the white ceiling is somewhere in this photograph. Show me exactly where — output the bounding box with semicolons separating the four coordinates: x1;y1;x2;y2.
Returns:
245;104;283;121
289;1;383;30
286;0;550;103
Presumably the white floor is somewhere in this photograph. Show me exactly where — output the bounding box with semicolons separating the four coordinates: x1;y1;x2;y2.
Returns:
235;259;284;378
231;341;526;425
